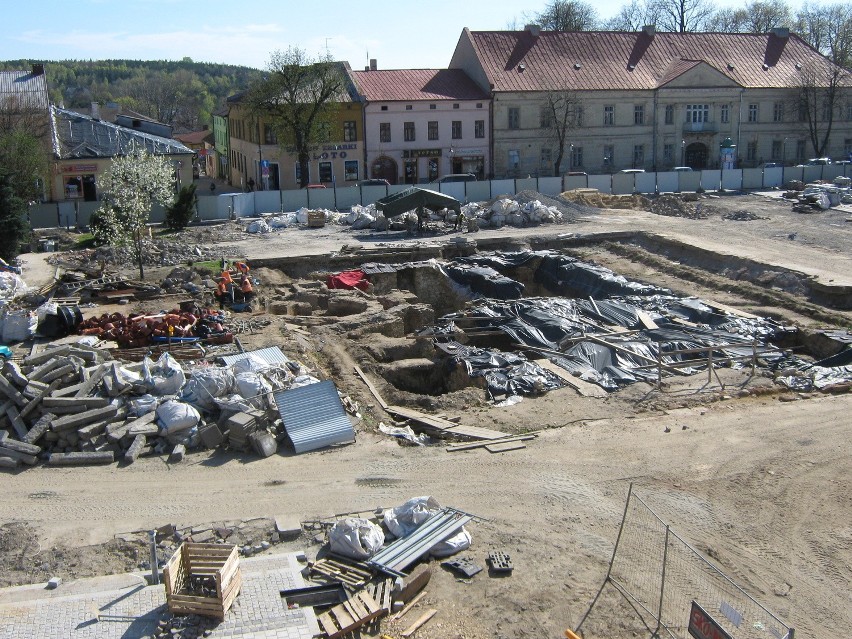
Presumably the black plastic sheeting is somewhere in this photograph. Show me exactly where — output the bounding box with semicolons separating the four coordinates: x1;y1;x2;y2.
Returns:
443;264;525;300
536;254;669;298
442;341;563;398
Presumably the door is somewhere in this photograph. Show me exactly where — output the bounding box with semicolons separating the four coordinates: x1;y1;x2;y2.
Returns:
371;156;398;184
403;159;417;185
685;143;708;169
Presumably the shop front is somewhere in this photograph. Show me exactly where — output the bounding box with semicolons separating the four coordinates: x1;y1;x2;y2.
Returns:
448;148;486;179
60;163;99;201
402;148;442;184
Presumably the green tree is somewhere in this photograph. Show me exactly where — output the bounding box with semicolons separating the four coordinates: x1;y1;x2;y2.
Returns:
535;0;599;31
0;129;49;204
165;184;198;231
245;48;346;188
94;148;175;279
0;172;29;262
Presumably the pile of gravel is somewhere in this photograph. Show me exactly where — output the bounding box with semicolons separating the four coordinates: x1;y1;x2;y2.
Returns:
490;189;599;222
649;195;709;219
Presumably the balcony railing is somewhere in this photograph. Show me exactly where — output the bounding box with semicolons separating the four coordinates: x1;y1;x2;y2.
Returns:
682;121;718;134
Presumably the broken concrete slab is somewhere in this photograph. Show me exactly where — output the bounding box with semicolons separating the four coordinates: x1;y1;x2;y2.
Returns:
48;451;114;466
169;444;186;463
198;423;224;449
6;406;29;439
3;361;28;387
0;446;38;466
124;434;147;462
42;397;110;410
39;364;77;385
51;405;118;433
19;379;62;420
77;420;109;441
73;363;110;398
24;345;72;367
0;374;26;407
0;431;41;456
0;456;21;469
274;516;302;540
27;358;65;382
23;413;55;445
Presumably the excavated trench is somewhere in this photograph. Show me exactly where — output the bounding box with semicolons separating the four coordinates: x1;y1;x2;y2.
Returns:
254;234;850;397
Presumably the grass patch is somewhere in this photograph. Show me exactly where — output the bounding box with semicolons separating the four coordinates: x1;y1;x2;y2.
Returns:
74;233;96;249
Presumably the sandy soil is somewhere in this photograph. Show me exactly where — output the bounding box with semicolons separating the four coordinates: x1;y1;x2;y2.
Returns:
5;192;852;638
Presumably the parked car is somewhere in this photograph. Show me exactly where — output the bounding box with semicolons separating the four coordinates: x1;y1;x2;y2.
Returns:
806;157;831;165
303;184;327;189
0;345;11;361
357;179;391;187
618;169;645;174
760;162;782;169
430;173;477;184
673;166;693;172
566;171;588;177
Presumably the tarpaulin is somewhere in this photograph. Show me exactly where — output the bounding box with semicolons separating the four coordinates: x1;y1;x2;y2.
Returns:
444;264;525;300
327;270;369;290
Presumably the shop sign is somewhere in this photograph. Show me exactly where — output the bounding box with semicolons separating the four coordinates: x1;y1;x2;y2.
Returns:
61;164;97;174
402;149;442;158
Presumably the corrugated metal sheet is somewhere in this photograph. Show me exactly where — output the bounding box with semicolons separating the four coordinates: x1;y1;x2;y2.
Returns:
275;380;355;454
368;508;474;575
0;70;49;110
220;346;289;368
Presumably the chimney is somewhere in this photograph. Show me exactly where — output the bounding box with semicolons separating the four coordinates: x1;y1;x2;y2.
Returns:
369;58;377;71
525;24;541;38
91;102;100;120
31;63;44;76
642;25;656;37
770;27;789;39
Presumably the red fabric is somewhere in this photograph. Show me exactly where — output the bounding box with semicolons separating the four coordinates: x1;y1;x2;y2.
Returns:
327;270;369;290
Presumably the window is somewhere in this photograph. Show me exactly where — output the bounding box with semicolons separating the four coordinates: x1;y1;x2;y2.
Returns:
476;103;483;108
773;102;784;123
428;121;439;141
451;120;462;139
380;105;388;111
748;104;759;122
344;160;359;181
453;103;460;109
747;140;757;162
540;106;553;128
721;104;729;123
263;125;277;145
571;146;583;167
798;101;807;121
429;104;436;110
847;104;852;121
685;104;709;123
663;143;674;163
634;105;645;125
540;147;552;170
821;100;831;121
343;121;356;142
318;161;333;183
846;138;852;154
404;122;415;142
508;107;520;129
604;105;614;126
576;106;584;127
664;105;674;125
633;144;644;166
405;104;412;111
771;140;783;159
379;122;391;143
508;149;520;170
796;139;806;160
603;145;614;166
474;120;485;138
295;162;309;184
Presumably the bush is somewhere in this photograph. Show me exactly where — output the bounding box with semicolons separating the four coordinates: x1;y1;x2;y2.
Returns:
165;184;198;231
88;208;113;245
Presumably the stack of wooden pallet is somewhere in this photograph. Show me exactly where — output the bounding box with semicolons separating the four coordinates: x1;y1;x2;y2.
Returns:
315;579;392;639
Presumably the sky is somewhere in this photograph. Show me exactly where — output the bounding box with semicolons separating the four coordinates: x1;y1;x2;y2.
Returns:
0;0;767;71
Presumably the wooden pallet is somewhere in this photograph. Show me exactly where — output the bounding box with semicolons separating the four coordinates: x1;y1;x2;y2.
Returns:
309;557;374;589
365;577;393;613
163;542;241;620
316;590;385;638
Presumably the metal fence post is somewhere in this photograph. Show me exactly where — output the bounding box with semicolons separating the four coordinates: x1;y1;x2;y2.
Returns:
149;530;160;585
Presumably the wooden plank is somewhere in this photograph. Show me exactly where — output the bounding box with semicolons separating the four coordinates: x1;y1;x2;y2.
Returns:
358;590;381;615
535;359;608;398
485;442;527;453
392;590;427;622
636;310;659;330
353;364;388;410
401;609;437;637
317;612;340;638
447;434;536;452
702;298;762;320
387;405;507;440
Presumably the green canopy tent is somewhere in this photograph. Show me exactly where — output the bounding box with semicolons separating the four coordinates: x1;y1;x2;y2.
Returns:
375;187;461;231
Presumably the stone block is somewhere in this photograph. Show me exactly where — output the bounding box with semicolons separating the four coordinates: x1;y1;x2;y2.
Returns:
51;404;118;432
3;361;28;388
46;577;61;589
274;516;302;540
0;445;38;465
24;345;71;367
48;451;114;466
0;456;20;469
169;444;186;463
199;423;224;449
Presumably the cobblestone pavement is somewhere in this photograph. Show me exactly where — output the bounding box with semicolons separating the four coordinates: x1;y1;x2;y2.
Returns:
0;552;319;639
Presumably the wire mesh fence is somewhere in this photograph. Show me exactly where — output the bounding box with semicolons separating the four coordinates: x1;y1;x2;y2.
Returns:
584;486;794;639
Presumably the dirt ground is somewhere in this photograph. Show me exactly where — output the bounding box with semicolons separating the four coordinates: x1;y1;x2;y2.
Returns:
5;191;852;639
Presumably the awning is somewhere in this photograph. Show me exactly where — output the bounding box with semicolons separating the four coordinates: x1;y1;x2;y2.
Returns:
375;187;461;218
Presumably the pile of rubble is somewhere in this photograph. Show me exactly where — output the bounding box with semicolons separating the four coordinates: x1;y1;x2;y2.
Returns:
649;194;710;219
48;240;244;269
560;188;651;211
791;179;852;213
0;342;356;471
723;210;769;221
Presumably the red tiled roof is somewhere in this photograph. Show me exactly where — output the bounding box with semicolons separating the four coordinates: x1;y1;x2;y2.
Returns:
460;29;843;92
351;69;490;102
174;130;213;145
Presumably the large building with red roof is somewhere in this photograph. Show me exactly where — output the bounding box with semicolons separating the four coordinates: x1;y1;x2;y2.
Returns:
449;26;852;176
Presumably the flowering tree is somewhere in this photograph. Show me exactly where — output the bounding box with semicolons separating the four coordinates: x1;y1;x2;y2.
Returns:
94;148;175;280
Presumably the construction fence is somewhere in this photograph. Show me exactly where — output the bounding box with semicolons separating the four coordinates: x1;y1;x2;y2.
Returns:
579;486;794;639
27;164;852;230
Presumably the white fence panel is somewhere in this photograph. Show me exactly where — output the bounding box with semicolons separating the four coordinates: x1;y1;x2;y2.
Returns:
466;181;492;202
436;182;466;201
29;204;58;229
742;168;763;189
657;172;678;193
198;194;225;221
231;193;255;218
635;172;657;194
335;187;363;209
783;167;803;184
149;203;166;223
822;165;843;181
700;170;721;191
611;173;635;194
490;179;516;196
563;175;587;191
802;166;822;183
763;167;783;187
57;201;76;228
515;177;538;193
305;188;336;210
588;174;612;194
538;176;564;195
356;185;389;206
254;191;281;213
77;201;100;227
678;172;701;192
282;189;309;212
721;170;743;191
